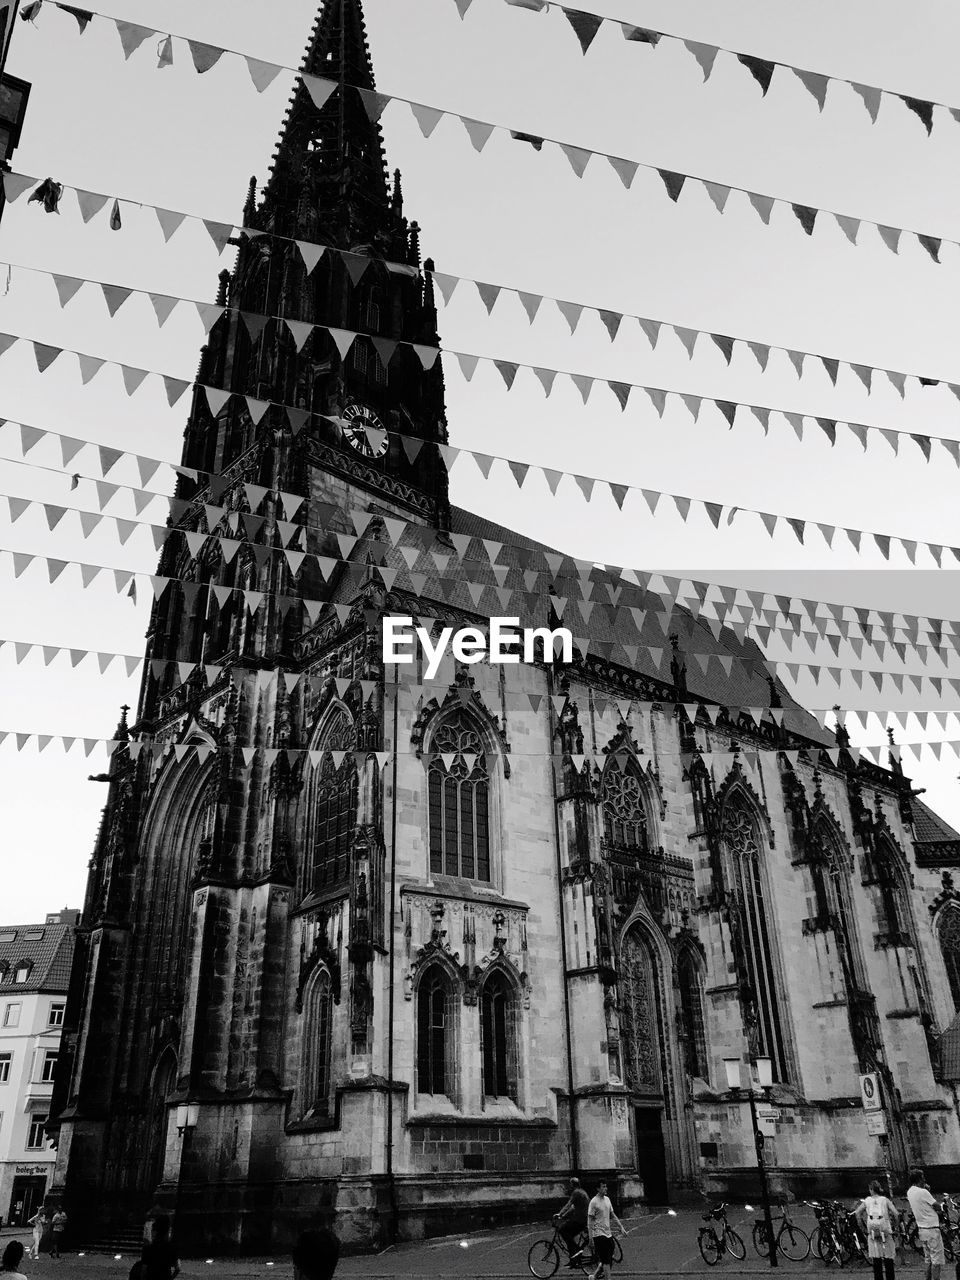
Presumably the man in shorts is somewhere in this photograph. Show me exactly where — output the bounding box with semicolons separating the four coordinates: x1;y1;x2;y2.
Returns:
587;1180;626;1280
907;1168;944;1280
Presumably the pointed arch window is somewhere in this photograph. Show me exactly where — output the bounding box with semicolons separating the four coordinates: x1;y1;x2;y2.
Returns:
811;823;869;991
602;756;649;853
312;709;358;892
416;966;455;1099
678;950;708;1080
428;713;491;881
940;908;960;1011
873;840;912;947
722;799;789;1082
481;971;518;1100
619;929;664;1096
300;968;333;1119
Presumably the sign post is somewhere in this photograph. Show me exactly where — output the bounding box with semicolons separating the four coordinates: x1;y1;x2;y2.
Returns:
861;1072;893;1198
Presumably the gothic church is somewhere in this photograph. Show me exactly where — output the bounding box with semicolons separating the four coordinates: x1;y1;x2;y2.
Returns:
48;0;960;1251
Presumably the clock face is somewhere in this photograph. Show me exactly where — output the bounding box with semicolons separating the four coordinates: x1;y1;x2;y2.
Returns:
342;402;388;459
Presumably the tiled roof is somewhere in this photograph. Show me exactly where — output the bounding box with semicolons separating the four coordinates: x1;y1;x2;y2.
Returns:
939;1013;960;1079
0;919;77;994
912;797;960;847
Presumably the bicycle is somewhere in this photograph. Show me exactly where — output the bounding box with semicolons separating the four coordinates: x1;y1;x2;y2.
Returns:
528;1222;624;1278
807;1200;848;1266
752;1200;811;1262
698;1204;747;1265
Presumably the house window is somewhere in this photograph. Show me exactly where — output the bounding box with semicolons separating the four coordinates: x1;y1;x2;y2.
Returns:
416;967;454;1098
722;799;789;1082
311;709;358;892
940;907;960;1011
26;1113;47;1150
299;969;333;1119
678;951;708;1079
48;1003;65;1028
14;964;30;984
0;1053;11;1083
40;1051;58;1084
481;971;517;1100
3;1004;20;1028
602;756;649;852
428;713;491;881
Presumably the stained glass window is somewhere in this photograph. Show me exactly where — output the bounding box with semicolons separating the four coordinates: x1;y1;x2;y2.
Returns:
722;800;788;1082
428;714;490;881
940;908;960;1010
619;930;662;1093
481;971;515;1099
313;709;358;891
678;951;708;1079
417;967;451;1097
301;968;332;1117
602;757;648;852
874;840;908;941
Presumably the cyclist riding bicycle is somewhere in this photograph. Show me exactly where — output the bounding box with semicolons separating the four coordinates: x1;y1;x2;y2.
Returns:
554;1178;590;1268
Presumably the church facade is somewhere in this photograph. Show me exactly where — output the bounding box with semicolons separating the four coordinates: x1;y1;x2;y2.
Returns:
48;0;960;1253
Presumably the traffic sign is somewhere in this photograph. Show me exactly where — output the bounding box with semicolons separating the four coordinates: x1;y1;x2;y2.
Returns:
860;1072;883;1112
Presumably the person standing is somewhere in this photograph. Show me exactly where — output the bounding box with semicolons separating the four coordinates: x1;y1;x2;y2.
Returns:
856;1179;899;1280
555;1178;590;1267
140;1215;179;1280
907;1169;944;1280
587;1180;626;1280
27;1206;49;1260
50;1208;68;1260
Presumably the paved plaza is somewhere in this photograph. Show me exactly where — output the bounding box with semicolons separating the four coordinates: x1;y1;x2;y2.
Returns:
0;1205;942;1279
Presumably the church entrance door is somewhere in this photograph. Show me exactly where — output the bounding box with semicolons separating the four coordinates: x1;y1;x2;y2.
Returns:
633;1107;669;1204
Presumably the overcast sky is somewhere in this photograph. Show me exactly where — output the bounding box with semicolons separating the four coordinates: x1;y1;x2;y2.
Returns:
1;0;959;923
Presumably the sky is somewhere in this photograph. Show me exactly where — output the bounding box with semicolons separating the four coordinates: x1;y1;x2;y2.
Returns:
1;0;959;922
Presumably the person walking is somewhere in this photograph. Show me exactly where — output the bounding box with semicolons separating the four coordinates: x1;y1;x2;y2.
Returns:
27;1206;49;1260
49;1208;68;1260
587;1180;626;1280
907;1169;944;1280
555;1178;590;1267
856;1179;899;1280
140;1215;179;1280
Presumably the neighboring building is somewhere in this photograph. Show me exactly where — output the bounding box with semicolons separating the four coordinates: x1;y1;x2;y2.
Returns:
0;0;32;221
47;0;960;1254
0;910;78;1226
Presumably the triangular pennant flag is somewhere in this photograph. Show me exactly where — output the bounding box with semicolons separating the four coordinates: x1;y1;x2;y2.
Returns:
599;310;622;341
878;225;902;255
902;96;934;135
1;172;36;203
53;275;84;307
456;353;479;381
792;203;817;236
34;343;62;373
101;284;132;317
411;103;444;138
565;9;604;53
674;327;698;358
557;300;584;333
795;69;829;110
835;214;860;244
286;319;314;352
328;328;356;360
659;170;686;202
560;144;592;177
609;382;631;410
203;221;233;254
302;75;337;111
121;365;148;395
747;342;770;372
462;117;495;152
851;83;882;123
711;333;735;364
115;20;153;59
188;40;225;73
495;360;519;390
245;57;282;93
917;234;941;263
150;293;178;326
608;156;639;188
685;40;719;81
639;318;661;350
747;192;775;224
704;182;731;214
738;54;775;94
477;281;501;314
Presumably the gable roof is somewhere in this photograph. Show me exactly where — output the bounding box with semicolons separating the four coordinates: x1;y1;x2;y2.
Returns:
0;919;77;994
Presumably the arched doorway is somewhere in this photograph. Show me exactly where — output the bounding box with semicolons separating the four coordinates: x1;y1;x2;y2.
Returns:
619;926;674;1203
142;1050;177;1194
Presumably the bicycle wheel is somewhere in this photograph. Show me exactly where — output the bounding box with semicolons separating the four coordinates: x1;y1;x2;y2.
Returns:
779;1224;812;1262
699;1229;722;1265
817;1229;843;1267
528;1240;561;1278
725;1228;747;1261
908;1223;923;1256
753;1222;771;1258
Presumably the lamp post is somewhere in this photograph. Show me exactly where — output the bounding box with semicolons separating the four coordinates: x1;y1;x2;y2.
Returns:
725;1055;777;1268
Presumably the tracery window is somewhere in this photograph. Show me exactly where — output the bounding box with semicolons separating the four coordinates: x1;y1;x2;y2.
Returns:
939;908;960;1011
300;968;333;1118
428;714;490;881
722;799;789;1082
874;841;909;944
812;824;868;991
678;950;708;1079
313;709;358;892
619;929;663;1095
481;971;517;1100
416;966;454;1098
602;756;649;852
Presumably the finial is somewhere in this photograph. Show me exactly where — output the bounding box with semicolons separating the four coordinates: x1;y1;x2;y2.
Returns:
242;174;258;223
408;220;422;267
392;168;404;216
833;705;850;749
117;704;130;741
669;633;687;695
766;674;782;709
215;269;231;307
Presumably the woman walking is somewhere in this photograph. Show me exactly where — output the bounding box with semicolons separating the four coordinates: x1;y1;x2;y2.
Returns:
27;1206;49;1261
857;1179;900;1280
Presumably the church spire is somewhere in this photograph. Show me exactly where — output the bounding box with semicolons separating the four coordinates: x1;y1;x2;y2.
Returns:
261;0;396;248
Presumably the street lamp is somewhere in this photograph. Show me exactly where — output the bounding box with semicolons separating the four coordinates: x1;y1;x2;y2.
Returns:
724;1055;777;1269
175;1103;199;1135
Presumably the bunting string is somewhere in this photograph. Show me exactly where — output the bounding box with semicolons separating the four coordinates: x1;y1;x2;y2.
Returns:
6;169;958;412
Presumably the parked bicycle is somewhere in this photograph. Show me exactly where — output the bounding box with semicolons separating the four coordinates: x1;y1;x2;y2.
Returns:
698;1203;747;1265
807;1200;854;1266
528;1221;623;1278
752;1200;811;1262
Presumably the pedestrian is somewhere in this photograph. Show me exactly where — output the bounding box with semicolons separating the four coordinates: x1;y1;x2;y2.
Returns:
907;1168;944;1280
50;1207;68;1260
140;1215;179;1280
587;1180;626;1280
292;1228;341;1280
856;1179;899;1280
1;1242;28;1280
27;1206;49;1260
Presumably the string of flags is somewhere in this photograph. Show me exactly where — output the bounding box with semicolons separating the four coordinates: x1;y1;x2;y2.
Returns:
0;726;951;769
7;170;958;414
4;421;958;646
4;545;960;694
24;0;959;143
1;641;957;733
10;12;957;264
475;0;957;139
8;248;960;463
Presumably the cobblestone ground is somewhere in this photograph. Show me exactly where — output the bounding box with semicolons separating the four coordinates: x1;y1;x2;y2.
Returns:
0;1208;938;1279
